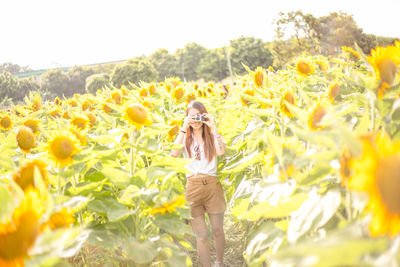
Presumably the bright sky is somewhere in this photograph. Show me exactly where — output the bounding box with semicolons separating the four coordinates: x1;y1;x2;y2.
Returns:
1;0;399;70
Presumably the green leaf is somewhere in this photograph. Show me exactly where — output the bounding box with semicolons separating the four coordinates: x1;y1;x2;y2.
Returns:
0;185;14;223
298;163;333;185
244;222;284;267
272;223;388;266
153;213;193;235
287;190;341;243
123;237;158;264
221;151;264;173
0;149;16;171
243;193;308;221
87;198;131;222
67;180;105;196
101;167;131;188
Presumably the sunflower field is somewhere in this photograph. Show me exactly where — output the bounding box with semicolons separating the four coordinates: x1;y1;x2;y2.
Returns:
1;41;400;267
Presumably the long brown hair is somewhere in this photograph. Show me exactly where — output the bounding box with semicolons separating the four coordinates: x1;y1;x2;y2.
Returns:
185;101;216;162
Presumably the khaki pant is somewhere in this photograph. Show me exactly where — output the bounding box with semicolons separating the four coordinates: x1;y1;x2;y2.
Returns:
185;174;226;217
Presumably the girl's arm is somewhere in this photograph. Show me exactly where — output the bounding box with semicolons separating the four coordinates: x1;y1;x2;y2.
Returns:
171;131;185;157
171;116;191;157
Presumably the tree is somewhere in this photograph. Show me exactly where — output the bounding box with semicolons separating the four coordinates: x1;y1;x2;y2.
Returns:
0;72;19;101
41;69;70;97
0;62;31;74
0;72;38;103
67;66;94;95
229;36;273;75
175;43;208;81
148;48;179;81
197;48;229;81
86;73;111;94
111;58;158;88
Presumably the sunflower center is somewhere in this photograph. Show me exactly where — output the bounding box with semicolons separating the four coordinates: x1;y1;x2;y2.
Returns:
298;62;311;74
377;59;397;86
376;154;400;215
52;138;74;159
17;128;35;151
1;117;11;128
329;84;339;99
127;105;147;124
255;71;264;87
312;106;327;128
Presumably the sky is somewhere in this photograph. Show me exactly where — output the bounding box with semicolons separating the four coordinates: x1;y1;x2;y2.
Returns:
1;0;399;70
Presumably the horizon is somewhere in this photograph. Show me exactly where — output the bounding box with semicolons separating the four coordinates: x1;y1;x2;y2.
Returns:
1;0;399;70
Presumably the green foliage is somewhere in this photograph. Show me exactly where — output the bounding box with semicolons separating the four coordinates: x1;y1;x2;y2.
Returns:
197;48;229;81
176;42;208;81
111;57;158;87
0;72;39;103
148;48;179;81
67;66;94;95
0;62;31;74
41;68;70;97
229;36;273;75
85;73;110;94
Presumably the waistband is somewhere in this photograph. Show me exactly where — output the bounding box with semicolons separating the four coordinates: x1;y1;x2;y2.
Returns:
187;174;218;184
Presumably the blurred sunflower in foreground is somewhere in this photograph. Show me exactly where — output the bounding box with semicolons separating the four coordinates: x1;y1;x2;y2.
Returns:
347;131;400;237
367;43;400;99
0;188;44;266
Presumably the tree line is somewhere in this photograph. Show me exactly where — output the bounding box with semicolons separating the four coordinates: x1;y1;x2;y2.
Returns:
0;11;397;104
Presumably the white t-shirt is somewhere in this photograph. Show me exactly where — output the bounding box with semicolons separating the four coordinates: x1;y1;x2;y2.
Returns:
182;133;225;178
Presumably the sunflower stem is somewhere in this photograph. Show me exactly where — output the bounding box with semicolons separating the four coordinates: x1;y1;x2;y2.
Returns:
346;190;353;221
370;94;375;132
130;128;136;176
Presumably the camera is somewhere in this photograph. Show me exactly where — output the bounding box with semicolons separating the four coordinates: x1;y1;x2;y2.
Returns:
192;114;206;122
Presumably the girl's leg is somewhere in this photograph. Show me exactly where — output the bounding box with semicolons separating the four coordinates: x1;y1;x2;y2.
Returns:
191;214;211;267
209;213;225;264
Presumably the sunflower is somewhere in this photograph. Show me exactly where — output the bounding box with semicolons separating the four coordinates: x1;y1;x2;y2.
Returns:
16;127;35;153
240;89;255;107
124;104;152;129
54;96;62;106
41;208;75;231
342;46;360;60
62;111;71;120
13;159;49;191
68;99;78;107
70;127;87;146
0;188;44;266
167;119;182;142
139;88;149;97
86;112;97;127
367;44;400;98
339;146;353;186
173;87;185;101
308;102;328;130
315;60;328;71
281;91;296;118
31;94;42;112
103;98;114;114
50;109;61;118
150;194;186;215
329;83;339;102
148;83;156;95
111;91;123;105
71;116;88;130
296;60;314;76
46;131;80;167
23;119;40;134
347;131;400;237
186;92;196;104
81;100;93;111
0;115;12;130
142;100;153;110
268;66;274;72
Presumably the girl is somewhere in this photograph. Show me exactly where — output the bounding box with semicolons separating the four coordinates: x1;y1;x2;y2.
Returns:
171;101;226;267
